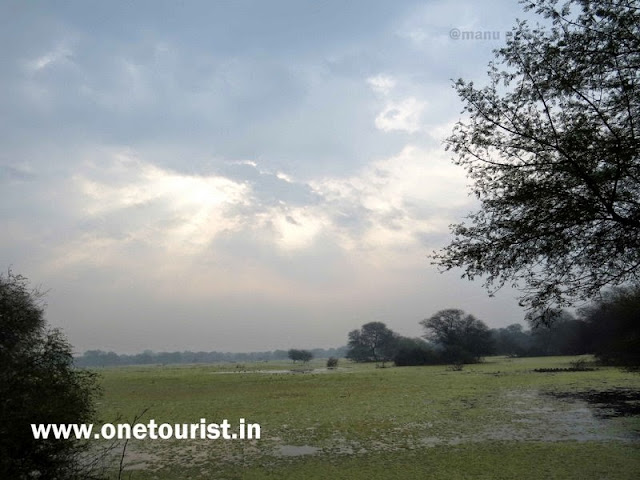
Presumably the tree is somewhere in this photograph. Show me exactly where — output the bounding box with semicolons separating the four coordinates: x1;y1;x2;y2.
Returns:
420;309;493;363
526;310;592;355
433;0;640;315
578;285;640;366
287;348;313;363
392;337;440;366
0;271;103;479
492;324;534;357
346;322;397;364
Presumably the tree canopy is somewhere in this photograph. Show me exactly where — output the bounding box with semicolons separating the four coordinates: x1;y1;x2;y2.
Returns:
287;348;313;363
578;285;640;366
433;0;640;313
346;322;397;364
420;309;494;363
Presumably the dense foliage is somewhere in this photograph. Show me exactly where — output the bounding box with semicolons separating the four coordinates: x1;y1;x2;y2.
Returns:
346;322;398;364
0;272;102;479
392;337;441;367
579;285;640;366
420;309;494;363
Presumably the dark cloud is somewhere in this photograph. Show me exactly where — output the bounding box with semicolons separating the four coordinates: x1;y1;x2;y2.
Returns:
0;164;37;182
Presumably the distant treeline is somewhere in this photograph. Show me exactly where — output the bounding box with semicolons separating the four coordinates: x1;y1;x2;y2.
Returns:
491;318;592;358
74;346;348;367
347;315;622;368
349;286;640;367
493;285;639;366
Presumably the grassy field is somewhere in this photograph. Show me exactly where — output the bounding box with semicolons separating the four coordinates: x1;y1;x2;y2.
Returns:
95;356;640;479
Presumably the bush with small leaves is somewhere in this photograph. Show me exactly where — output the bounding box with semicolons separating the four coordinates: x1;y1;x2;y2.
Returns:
0;271;104;479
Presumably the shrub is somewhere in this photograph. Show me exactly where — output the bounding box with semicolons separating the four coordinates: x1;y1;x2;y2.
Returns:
0;271;104;479
449;361;465;371
288;349;313;363
393;338;440;366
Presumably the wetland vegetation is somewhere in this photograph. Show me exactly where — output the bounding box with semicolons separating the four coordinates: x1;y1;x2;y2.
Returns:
97;356;640;479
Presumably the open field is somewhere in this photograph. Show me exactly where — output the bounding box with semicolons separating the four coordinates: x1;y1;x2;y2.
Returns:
96;356;640;479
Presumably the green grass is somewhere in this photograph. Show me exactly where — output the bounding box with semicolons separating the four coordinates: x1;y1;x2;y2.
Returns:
94;356;640;479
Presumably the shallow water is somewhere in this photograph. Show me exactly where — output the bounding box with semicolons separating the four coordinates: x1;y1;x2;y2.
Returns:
275;445;321;457
209;367;348;375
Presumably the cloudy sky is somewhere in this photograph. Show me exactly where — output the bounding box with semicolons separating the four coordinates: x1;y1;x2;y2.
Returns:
1;0;535;354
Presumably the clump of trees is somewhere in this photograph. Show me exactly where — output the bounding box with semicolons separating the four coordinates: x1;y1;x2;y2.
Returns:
492;315;591;358
578;286;640;367
346;311;494;367
526;310;593;356
491;324;533;358
287;349;313;363
420;309;493;364
488;287;640;366
345;292;640;368
0;271;104;479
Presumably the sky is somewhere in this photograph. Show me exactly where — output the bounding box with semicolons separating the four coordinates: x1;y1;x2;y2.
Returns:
1;0;537;354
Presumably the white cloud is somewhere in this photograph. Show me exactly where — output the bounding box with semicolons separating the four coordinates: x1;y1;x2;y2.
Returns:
276;172;293;183
266;206;328;251
25;45;74;73
367;74;396;95
310;144;472;264
68;151;250;262
375;97;427;134
57;142;470;273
